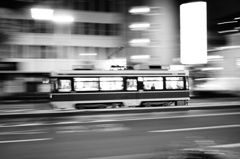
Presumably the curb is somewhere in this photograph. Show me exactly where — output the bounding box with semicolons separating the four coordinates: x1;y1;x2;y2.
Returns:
0;103;239;119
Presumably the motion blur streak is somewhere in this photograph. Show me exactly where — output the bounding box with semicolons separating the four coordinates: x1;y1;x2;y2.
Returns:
149;124;240;132
0;138;53;144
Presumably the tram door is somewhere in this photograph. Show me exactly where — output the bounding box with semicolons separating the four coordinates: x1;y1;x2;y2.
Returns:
125;77;139;106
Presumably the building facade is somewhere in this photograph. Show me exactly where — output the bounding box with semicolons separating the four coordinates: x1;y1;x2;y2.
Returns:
0;0;179;71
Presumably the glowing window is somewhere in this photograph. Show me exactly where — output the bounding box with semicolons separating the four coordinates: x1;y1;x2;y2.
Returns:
143;77;163;90
127;79;137;91
166;77;184;90
185;77;189;89
74;78;99;91
58;79;72;92
100;77;123;91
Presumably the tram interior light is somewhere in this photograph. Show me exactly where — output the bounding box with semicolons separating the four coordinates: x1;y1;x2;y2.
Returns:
180;2;207;64
169;65;185;70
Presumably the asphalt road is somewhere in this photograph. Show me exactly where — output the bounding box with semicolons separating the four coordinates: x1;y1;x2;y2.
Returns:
0;106;240;159
1;96;240;114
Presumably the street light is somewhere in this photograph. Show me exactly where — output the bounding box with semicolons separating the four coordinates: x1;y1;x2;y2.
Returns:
129;38;150;46
30;8;54;20
130;55;150;60
52;15;75;23
30;8;75;23
129;23;150;30
129;6;150;14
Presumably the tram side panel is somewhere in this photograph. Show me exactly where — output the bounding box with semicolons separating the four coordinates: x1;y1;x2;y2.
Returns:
50;71;190;109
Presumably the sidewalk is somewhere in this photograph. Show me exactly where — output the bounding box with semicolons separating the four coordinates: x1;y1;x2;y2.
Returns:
0;103;54;114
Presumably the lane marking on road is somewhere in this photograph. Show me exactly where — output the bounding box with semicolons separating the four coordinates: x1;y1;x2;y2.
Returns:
85;153;154;159
210;143;240;148
149;124;240;133
54;121;80;125
0;138;53;144
56;124;130;133
0;109;34;113
0;129;47;135
0;123;44;127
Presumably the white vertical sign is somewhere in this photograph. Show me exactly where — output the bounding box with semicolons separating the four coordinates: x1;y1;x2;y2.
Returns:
180;2;207;64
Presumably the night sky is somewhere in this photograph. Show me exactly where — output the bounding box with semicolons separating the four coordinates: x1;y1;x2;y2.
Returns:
1;0;239;23
179;0;240;24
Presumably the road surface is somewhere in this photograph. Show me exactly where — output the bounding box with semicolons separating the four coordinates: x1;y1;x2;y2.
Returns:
0;106;240;158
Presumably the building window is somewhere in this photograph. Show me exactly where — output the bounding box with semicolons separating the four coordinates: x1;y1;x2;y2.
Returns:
33;21;54;33
0;44;11;58
99;23;105;35
13;45;23;58
72;22;121;36
21;19;34;33
88;23;95;35
29;46;41;58
40;46;56;59
71;0;120;12
73;0;90;11
73;23;85;34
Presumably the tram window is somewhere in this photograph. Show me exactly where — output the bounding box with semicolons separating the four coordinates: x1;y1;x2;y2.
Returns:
51;78;58;92
126;79;137;91
100;77;123;91
185;77;189;89
58;79;72;92
74;78;99;91
38;78;51;92
143;77;163;90
166;77;184;89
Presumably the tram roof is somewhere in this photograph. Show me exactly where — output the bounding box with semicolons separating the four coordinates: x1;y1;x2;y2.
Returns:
0;71;50;74
51;69;189;76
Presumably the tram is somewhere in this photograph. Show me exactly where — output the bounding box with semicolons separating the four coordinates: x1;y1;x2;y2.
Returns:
50;69;190;110
0;71;51;104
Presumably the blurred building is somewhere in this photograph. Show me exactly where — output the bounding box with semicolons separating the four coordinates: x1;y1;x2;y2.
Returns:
0;0;180;71
205;10;240;79
192;10;240;96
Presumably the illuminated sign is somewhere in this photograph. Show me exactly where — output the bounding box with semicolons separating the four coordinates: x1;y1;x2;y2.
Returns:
180;2;207;64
